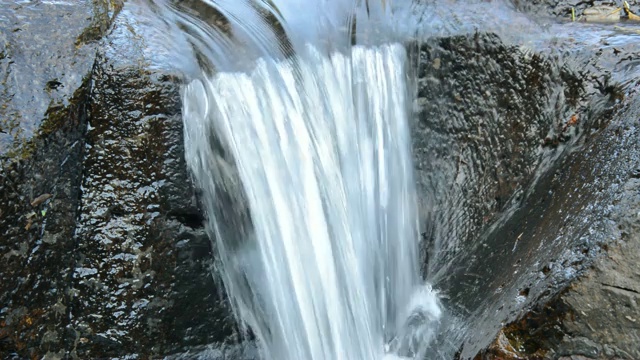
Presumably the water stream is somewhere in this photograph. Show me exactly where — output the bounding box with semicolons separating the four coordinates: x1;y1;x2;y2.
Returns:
129;0;640;358
183;43;441;360
146;0;444;359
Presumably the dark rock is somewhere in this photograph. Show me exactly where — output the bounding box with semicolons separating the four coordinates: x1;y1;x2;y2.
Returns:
3;1;640;359
413;33;585;280
0;0;117;357
1;1;236;358
453;28;640;360
0;78;90;358
411;30;640;359
478;161;640;359
65;41;236;360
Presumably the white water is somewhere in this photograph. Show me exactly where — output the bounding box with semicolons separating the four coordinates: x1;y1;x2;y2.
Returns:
135;0;445;358
183;43;441;359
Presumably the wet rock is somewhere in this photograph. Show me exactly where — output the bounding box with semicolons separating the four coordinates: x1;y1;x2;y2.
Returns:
512;0;640;22
0;0;118;158
1;1;236;358
64;29;236;360
3;1;640;359
0;81;89;357
459;29;640;360
413;32;588;280
166;343;259;360
478;162;640;359
411;31;640;359
70;65;234;355
0;0;104;352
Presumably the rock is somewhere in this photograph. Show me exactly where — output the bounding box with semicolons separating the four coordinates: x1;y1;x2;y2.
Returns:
1;1;237;358
0;0;97;350
66;52;235;358
512;0;640;22
62;5;238;358
468;24;640;360
0;0;118;158
478;173;640;359
414;33;585;281
412;29;640;358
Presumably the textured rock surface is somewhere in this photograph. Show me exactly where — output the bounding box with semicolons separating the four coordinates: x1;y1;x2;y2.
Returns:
413;33;585;278
409;4;640;352
0;0;114;157
0;0;108;356
409;31;634;358
67;55;233;358
1;1;236;358
465;5;640;360
511;0;640;21
0;72;90;359
475;100;640;359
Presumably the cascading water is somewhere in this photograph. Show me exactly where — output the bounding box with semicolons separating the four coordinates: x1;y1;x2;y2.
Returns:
139;0;443;358
183;44;441;360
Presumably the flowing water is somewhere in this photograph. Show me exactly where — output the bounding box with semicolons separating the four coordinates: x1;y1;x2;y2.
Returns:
121;0;640;358
183;44;441;360
139;0;444;359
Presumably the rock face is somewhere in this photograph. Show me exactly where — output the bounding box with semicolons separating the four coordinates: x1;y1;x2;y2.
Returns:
511;0;640;21
464;3;640;359
474;91;640;360
0;1;103;356
408;30;637;358
413;33;585;279
1;1;237;358
474;99;640;360
1;1;640;359
67;56;235;358
0;0;110;157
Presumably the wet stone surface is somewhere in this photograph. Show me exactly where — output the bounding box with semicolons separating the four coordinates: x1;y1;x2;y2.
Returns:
413;33;587;279
476;98;640;360
0;75;90;358
0;0;115;158
0;0;103;356
1;2;236;358
412;31;640;359
67;53;235;358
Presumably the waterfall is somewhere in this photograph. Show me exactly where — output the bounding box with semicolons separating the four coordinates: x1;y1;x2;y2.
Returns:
139;0;443;358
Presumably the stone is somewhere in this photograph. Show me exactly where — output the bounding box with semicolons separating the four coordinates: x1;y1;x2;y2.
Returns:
0;1;236;358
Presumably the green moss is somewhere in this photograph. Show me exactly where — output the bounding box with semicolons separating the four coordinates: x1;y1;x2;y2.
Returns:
3;139;35;163
39;103;69;136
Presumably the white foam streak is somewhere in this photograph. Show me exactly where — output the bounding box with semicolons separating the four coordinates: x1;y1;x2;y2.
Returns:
183;43;441;360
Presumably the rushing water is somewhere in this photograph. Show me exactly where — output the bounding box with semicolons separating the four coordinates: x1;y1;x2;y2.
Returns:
137;0;445;359
183;43;442;360
122;0;640;358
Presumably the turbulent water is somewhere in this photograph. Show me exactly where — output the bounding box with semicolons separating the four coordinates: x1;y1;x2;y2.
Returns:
139;0;443;359
183;43;441;360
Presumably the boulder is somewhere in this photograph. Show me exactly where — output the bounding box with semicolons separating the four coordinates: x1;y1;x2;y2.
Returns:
0;1;237;358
